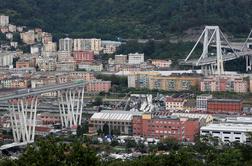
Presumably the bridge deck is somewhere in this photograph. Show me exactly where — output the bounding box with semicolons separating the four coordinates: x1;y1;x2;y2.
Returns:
0;81;89;101
182;50;252;66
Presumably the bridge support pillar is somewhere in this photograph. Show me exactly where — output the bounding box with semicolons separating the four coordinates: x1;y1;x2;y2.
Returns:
201;64;215;75
246;55;252;71
8;96;38;143
57;87;85;128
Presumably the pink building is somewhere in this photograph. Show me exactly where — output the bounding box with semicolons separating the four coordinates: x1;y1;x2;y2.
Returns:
85;80;111;93
151;59;172;68
37;113;61;125
200;76;248;93
73;51;94;64
57;72;95;83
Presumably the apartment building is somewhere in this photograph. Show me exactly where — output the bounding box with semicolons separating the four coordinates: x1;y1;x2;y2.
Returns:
102;40;121;54
43;42;57;52
8;24;16;32
59;38;73;52
0;15;9;27
78;63;103;72
85;80;111;93
115;54;127;64
165;97;186;110
90;38;102;54
128;72;160;88
56;62;76;72
0;78;29;89
37;112;61;125
149;74;201;91
128;72;201;91
132;114;200;142
16;60;32;68
36;56;57;71
128;53;144;64
42;32;53;44
200;76;248;93
73;51;94;63
0;52;14;67
56;72;95;83
196;94;213;111
31;77;56;88
151;59;172;68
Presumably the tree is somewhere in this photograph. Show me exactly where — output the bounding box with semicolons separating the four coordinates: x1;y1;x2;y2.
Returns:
94;96;103;106
103;123;109;136
13;138;99;166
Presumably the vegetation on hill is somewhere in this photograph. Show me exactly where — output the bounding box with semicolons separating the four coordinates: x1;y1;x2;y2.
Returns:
1;0;252;40
0;0;249;70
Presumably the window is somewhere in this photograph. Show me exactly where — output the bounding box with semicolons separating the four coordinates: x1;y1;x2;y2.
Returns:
202;131;209;134
234;132;241;135
223;132;230;134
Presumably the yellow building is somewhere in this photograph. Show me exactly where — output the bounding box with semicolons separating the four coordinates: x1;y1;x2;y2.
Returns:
148;74;201;91
128;71;160;88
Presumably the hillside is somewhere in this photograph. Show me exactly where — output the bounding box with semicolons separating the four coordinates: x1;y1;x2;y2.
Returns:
0;0;252;40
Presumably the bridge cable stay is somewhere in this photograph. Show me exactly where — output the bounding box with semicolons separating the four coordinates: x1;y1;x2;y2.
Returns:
184;26;237;76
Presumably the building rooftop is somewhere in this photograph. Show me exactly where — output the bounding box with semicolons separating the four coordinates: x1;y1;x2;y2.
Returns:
90;110;142;122
208;99;242;103
172;113;212;121
201;123;252;132
225;116;252;124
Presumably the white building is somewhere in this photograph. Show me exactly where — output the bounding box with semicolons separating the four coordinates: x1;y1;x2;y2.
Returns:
5;33;13;40
78;63;103;72
196;94;212;111
8;24;16;32
128;53;144;64
73;39;91;51
43;42;57;52
200;123;252;143
0;15;9;27
165;97;186;110
59;38;73;52
90;110;142;135
225;117;252;124
90;38;101;54
57;51;74;62
10;42;18;48
0;52;14;66
30;44;42;54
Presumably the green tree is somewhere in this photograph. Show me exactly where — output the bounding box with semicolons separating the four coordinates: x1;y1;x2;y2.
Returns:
94;96;103;106
103;123;109;136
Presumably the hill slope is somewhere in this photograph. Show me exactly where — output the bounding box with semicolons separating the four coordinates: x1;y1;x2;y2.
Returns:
0;0;252;39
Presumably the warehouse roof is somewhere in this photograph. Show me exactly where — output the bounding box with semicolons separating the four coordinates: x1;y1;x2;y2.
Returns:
201;123;252;132
172;113;213;122
90;110;142;122
208;99;242;103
